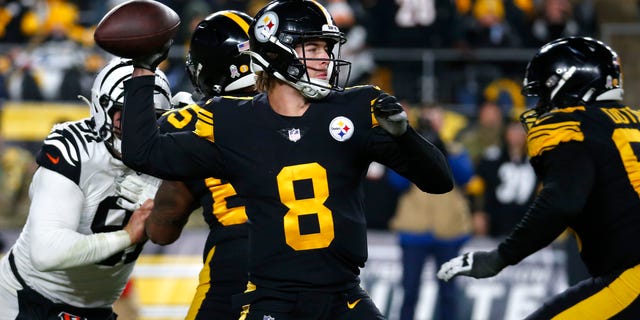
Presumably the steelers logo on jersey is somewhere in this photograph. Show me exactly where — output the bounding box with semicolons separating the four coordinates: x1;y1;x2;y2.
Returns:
329;116;354;142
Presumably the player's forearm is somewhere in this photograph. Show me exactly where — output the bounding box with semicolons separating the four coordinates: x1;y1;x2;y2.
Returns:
122;77;226;180
146;221;186;245
497;197;570;266
146;205;189;245
146;181;193;245
498;146;594;264
122;76;161;174
395;127;453;194
32;230;132;271
28;172;134;271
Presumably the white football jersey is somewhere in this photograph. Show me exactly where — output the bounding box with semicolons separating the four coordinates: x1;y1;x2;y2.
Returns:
0;118;141;309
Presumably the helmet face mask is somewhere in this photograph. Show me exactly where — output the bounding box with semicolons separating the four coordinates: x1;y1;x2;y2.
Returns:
247;0;352;99
520;37;623;130
86;58;171;159
186;10;256;100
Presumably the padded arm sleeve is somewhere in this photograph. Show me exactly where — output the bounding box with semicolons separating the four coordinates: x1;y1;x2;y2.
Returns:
27;168;132;271
122;76;227;180
371;127;453;194
498;142;595;265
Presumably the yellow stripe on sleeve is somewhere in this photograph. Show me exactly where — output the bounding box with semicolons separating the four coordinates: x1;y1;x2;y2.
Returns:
194;108;215;143
527;121;584;157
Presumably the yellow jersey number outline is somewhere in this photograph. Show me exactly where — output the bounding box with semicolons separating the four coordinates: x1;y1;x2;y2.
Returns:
277;163;335;251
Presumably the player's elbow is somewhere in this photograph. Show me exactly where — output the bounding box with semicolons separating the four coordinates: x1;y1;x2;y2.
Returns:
147;232;179;245
416;171;454;194
145;222;183;246
149;236;178;246
30;247;64;272
120;153;147;174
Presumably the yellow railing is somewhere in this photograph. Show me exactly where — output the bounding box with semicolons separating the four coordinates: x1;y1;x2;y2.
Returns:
0;102;88;141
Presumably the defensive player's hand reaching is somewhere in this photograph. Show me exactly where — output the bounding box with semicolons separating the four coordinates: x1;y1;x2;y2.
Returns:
124;199;153;244
373;93;408;136
115;171;162;211
437;249;507;281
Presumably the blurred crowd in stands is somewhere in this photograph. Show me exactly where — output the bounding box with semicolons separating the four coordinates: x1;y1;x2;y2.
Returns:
0;0;599;106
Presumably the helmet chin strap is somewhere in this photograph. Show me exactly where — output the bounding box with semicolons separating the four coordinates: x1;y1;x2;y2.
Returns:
247;50;331;99
286;75;330;99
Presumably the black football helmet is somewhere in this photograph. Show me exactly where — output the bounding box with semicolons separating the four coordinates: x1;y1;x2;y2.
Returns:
520;37;623;129
246;0;351;99
186;10;255;100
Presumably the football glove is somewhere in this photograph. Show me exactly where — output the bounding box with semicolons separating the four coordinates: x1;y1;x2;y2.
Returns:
373;93;408;136
437;249;507;281
171;91;195;108
115;171;162;211
133;40;172;71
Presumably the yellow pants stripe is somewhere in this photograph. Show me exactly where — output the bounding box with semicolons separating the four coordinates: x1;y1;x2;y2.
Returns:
553;265;640;319
185;246;216;320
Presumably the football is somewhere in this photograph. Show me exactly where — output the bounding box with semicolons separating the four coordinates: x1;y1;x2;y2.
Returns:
94;0;180;59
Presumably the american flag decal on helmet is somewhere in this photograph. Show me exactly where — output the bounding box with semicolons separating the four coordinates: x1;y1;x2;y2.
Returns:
237;40;250;52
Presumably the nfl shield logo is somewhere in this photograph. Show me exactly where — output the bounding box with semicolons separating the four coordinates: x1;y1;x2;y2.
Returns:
288;128;301;142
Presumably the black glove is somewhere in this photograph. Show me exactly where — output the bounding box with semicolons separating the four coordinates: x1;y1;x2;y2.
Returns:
437;249;507;281
133;40;172;71
373;93;408;136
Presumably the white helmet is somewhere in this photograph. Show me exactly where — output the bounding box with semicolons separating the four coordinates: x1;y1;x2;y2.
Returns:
81;58;171;159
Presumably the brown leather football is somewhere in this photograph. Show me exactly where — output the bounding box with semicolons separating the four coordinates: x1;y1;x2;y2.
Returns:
94;0;180;58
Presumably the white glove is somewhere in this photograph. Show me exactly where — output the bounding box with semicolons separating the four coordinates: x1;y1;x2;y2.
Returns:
372;93;408;136
115;171;162;211
171;91;195;108
437;250;507;282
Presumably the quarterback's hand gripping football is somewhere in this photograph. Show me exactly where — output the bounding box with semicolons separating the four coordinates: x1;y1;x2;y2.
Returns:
437;250;507;281
132;39;172;71
373;93;408;136
115;171;162;211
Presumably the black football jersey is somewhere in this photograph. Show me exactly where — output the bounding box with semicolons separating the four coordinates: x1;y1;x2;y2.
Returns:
158;104;248;246
123;77;452;292
500;102;640;276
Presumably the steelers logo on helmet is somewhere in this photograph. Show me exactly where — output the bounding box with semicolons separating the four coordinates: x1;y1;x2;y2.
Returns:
254;11;279;43
329;116;354;142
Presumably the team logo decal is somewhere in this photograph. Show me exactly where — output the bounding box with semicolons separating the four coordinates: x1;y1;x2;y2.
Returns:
329;116;354;141
255;12;278;43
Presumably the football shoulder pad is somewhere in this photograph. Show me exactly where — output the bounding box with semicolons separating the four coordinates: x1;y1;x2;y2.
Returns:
36;119;101;185
527;106;586;158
